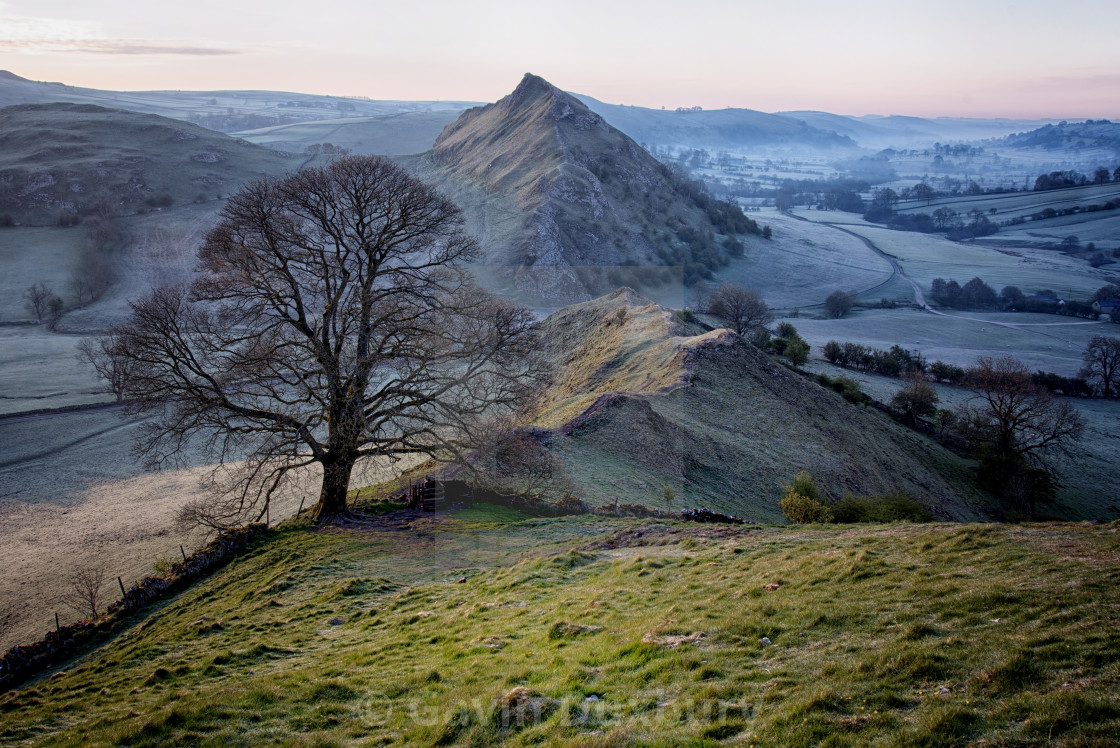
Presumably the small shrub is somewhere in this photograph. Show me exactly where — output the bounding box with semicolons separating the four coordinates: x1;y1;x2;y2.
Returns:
0;212;14;227
839;376;863;403
832;492;935;523
781;492;833;524
674;308;696;323
780;471;832;523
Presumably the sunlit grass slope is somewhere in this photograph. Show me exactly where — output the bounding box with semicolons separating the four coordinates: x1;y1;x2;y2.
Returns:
533;290;990;520
3;514;1119;746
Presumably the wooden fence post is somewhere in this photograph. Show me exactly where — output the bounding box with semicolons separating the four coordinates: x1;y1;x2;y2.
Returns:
118;576;126;598
180;545;187;562
55;612;60;631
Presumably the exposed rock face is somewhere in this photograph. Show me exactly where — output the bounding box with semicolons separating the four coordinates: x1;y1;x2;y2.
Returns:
429;74;745;303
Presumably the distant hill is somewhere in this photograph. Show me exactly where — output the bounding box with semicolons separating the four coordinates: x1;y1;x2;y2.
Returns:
0;103;299;225
235;110;462;156
0;69;478;133
573;94;857;153
997;119;1120;155
532;289;988;520
780;111;1055;149
419;73;762;303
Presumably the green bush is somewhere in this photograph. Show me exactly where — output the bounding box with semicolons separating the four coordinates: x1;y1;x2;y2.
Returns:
675;308;696;323
831;492;935;523
831;376;863;404
780;471;832;523
780;492;833;524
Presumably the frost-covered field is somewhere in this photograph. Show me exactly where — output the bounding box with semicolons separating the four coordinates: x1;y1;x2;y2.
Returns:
0;328;111;414
710;208;893;308
793;308;1112;377
847;225;1111;296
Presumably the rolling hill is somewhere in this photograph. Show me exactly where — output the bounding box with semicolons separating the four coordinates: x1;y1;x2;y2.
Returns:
0;103;298;225
6;512;1118;746
780;111;1055;150
415;73;763;304
531;289;990;521
0;69;477;133
573;94;858;153
997;119;1120;156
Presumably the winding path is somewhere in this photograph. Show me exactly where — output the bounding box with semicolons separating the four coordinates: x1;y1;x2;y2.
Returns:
783;210;1109;341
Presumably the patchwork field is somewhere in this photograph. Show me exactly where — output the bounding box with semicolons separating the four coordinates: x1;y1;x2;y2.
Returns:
792;308;1113;376
235;111;462;156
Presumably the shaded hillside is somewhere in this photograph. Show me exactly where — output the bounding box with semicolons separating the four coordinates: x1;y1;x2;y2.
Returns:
575;94;857;152
998;119;1120;155
534;289;989;521
0;103;297;225
0;70;477;133
424;74;759;303
235;110;462;155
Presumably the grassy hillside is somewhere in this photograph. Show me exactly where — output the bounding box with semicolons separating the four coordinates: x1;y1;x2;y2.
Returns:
531;290;989;520
3;513;1118;746
0;103;298;225
235;111;463;156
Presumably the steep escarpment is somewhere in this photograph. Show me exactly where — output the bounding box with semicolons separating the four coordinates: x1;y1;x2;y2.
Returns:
534;289;990;521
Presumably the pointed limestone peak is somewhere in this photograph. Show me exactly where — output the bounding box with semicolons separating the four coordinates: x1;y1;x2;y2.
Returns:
504;73;557;110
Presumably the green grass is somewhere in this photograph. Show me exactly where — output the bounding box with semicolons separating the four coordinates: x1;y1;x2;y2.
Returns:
4;517;1119;746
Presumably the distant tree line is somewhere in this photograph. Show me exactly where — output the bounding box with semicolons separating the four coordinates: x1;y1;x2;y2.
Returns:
929;278;1120;320
1033;165;1119;191
863;189;999;239
820;337;1115;398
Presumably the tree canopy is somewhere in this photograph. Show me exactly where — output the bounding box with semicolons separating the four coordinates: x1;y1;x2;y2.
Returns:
98;156;545;526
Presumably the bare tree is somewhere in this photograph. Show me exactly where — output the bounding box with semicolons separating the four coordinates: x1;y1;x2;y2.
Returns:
97;156;546;525
891;370;939;426
77;337;133;403
824;290;854;319
46;295;64;330
708;283;772;336
23;282;58;323
62;565;106;621
1081;335;1120;397
957;356;1084;509
466;418;573;500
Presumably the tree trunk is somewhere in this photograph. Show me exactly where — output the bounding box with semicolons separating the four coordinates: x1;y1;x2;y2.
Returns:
311;455;356;522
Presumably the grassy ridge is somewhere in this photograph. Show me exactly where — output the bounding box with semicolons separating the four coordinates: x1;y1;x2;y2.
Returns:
3;511;1118;746
533;291;989;520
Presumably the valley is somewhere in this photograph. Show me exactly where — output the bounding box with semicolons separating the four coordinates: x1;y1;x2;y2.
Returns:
2;63;1120;746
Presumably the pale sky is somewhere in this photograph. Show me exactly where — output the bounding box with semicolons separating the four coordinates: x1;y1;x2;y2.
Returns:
0;0;1117;118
